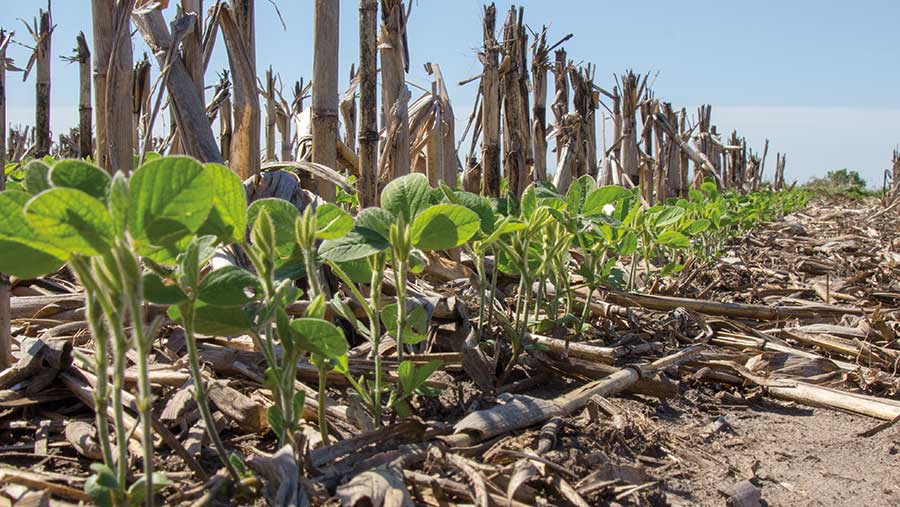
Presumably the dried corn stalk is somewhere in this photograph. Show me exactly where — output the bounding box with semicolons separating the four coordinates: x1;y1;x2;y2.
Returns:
276;87;293;163
379;0;410;180
660;102;683;198
358;0;379;207
218;0;259;178
215;72;232;162
638;96;657;203
133;8;222;164
264;67;276;161
499;6;529;198
774;152;787;191
618;70;642;188
531;29;572;184
312;0;340;200
62;32;93;158
90;0;134;172
480;4;501;196
569;64;597;181
23;6;55;158
131;55;150;153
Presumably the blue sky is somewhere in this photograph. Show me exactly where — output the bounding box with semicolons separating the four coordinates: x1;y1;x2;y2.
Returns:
3;1;899;185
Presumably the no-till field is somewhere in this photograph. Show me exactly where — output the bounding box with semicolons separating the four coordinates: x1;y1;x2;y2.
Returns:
2;195;900;507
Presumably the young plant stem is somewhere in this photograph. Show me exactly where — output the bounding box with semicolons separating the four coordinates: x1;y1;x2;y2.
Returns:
475;250;487;341
317;367;329;443
579;284;595;333
279;358;297;448
321;261;377;411
182;303;240;481
245;240;293;447
627;252;638;292
393;258;408;362
486;247;499;332
117;247;155;507
71;261;116;469
109;312;130;498
389;218;411;364
71;258;129;505
512;276;526;342
299;216;330;443
533;275;544;323
502;274;530;384
302;239;323;299
369;253;386;426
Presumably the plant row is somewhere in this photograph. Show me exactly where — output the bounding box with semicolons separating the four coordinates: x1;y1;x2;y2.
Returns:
0;156;805;505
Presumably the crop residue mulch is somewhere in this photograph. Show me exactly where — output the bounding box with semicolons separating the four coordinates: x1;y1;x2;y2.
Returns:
1;196;899;506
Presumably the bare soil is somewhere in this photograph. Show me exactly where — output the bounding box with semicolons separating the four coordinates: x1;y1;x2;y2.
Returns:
654;391;900;506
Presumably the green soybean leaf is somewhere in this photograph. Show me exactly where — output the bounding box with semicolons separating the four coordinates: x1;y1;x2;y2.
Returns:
354;207;393;241
0;191;67;278
229;454;250;479
304;294;327;320
275;308;297;354
330;293;368;339
108;171;129;238
410;204;480;251
656;230;690;249
143;272;188;305
700;181;718;196
127;472;171;506
179;236;202;289
289;318;348;360
319;227;390;262
266;405;284;439
250;208;277;260
197;266;260;306
684;218;711;235
129;156;213;247
332;257;373;284
23;160;51;195
409;249;426;274
177;235;218;290
520;184;537;218
451;190;495;235
85;464;117;507
482;218;525;246
661;262;685;277
49;159;111;200
168;302;252;336
247;198;300;264
582;185;632;216
576;174;598;194
566;178;586;213
618;230;638;255
398;359;442;396
90;463;118;490
275;279;302;307
653;207;684;228
25;188;113;256
197;163;247;244
381;303;429;345
381;173;431;222
315;203;353;239
533;181;562;200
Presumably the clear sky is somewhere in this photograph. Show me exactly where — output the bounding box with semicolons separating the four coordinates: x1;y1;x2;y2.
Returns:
3;1;899;186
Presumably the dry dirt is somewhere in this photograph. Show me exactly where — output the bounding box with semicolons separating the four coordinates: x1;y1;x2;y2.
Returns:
657;391;900;506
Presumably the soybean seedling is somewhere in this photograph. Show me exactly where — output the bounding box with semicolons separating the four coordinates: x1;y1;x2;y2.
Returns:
320;174;479;424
